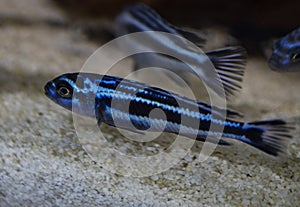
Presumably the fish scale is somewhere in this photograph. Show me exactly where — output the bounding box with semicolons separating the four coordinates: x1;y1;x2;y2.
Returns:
90;75;241;130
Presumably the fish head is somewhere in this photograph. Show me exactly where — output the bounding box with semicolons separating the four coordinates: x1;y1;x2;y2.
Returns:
44;73;99;117
269;28;300;72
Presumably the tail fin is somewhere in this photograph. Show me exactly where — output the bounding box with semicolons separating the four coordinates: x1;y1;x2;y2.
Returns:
241;119;294;156
206;46;247;97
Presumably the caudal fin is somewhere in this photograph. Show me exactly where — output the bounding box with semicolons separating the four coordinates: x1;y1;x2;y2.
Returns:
240;119;294;156
206;46;247;97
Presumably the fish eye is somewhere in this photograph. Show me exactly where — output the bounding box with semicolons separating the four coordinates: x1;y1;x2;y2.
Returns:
291;53;300;61
57;86;72;98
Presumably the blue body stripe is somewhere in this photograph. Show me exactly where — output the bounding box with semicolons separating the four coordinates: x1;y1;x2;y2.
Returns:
94;76;241;128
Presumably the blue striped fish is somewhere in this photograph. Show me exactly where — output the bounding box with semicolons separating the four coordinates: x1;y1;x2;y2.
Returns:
44;73;293;156
114;4;247;97
269;27;300;71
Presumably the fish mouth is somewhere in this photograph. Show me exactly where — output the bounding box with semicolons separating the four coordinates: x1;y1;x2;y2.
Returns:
44;81;56;100
268;56;300;72
268;56;285;71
